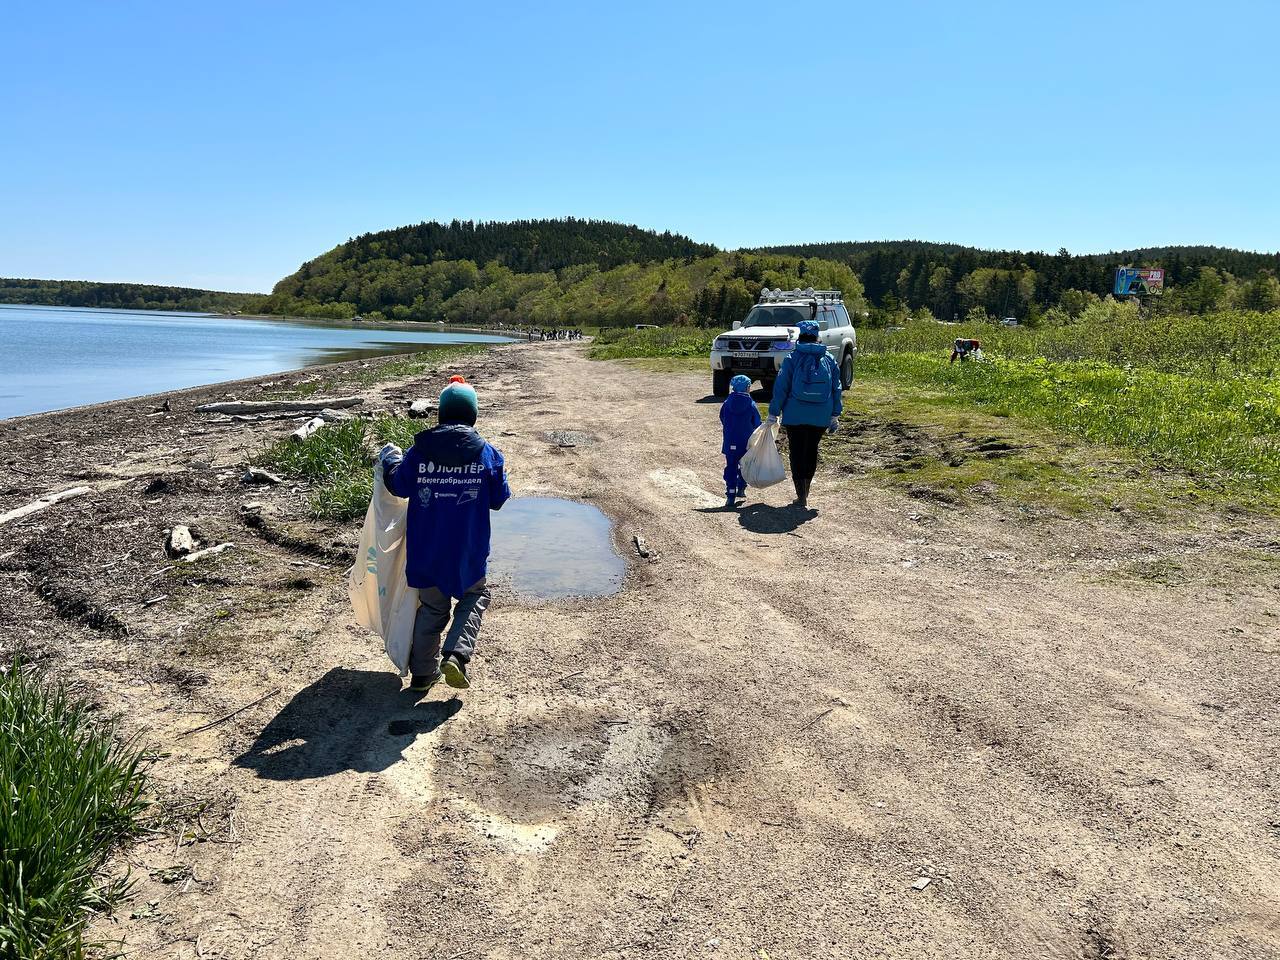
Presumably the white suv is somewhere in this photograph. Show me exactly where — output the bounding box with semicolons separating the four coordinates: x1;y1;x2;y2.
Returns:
710;288;857;397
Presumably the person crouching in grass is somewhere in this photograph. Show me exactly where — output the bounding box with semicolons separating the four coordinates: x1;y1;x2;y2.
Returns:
379;376;511;692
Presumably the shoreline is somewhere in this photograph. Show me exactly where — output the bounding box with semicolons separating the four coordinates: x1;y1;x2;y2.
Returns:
1;300;532;339
0;303;522;423
229;312;528;339
0;340;509;433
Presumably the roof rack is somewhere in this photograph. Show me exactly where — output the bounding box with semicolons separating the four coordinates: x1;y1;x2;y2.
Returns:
758;287;843;304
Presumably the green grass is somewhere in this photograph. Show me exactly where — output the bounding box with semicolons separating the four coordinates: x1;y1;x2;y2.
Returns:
589;326;716;360
255;416;422;521
256;418;371;519
856;352;1280;495
1;661;150;960
828;375;1186;515
863;304;1280;377
851;304;1280;501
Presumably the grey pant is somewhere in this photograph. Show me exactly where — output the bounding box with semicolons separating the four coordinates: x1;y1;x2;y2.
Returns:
410;580;491;676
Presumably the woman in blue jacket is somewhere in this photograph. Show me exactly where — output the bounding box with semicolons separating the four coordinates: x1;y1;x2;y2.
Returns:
766;319;843;508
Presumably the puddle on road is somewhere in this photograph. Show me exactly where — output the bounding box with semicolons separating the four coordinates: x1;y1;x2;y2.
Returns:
489;497;624;600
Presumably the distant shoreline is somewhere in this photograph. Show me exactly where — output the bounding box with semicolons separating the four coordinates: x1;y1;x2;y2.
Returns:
229;312;528;339
0;301;526;340
0;304;519;421
0;338;516;428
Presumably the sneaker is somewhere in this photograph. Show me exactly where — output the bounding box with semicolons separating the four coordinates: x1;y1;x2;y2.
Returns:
442;653;470;689
409;672;441;692
725;494;737;509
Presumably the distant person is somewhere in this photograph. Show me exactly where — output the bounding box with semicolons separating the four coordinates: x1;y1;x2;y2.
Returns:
720;374;762;508
379;376;511;692
766;319;843;509
949;338;982;363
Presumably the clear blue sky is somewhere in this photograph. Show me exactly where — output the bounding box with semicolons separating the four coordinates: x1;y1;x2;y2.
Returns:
3;1;1276;293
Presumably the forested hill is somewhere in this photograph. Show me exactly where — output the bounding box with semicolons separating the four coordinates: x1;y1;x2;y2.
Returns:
756;240;1280;317
261;218;1280;326
11;219;1274;327
285;218;716;281
757;239;1280;278
0;279;267;314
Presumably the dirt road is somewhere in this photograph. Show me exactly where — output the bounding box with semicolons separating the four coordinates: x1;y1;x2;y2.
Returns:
2;342;1278;959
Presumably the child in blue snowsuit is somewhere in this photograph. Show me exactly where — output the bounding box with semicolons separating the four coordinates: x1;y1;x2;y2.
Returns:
720;374;762;507
378;377;511;693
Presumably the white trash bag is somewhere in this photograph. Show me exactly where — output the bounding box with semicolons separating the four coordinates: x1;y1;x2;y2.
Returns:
348;461;419;675
739;420;786;489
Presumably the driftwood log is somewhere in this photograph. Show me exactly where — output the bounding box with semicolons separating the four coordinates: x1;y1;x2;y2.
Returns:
194;397;363;415
220;408;355;424
180;542;234;563
0;486;93;527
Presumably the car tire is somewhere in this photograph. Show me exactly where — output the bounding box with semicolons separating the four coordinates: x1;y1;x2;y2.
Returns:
712;369;731;398
840;351;855;389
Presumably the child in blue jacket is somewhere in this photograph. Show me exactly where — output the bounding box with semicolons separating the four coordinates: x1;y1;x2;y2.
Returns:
720;374;762;507
378;377;511;692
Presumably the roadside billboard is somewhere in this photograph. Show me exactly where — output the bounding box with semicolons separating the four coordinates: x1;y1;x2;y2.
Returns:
1114;267;1165;296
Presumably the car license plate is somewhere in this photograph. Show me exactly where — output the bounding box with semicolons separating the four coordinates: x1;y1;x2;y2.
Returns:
732;351;757;359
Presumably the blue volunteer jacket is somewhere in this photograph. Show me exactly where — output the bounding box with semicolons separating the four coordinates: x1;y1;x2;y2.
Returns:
382;425;511;599
768;342;844;428
720;391;762;456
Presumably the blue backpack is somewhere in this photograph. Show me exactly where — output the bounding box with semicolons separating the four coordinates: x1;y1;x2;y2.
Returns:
795;354;833;403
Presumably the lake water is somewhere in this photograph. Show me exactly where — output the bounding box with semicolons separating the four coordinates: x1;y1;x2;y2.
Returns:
0;304;515;420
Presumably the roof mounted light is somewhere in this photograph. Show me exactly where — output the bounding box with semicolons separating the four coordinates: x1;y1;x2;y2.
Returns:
757;287;844;304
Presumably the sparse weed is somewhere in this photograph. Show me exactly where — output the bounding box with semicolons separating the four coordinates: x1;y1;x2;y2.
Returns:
255;420;371;519
255;416;432;521
343;345;487;386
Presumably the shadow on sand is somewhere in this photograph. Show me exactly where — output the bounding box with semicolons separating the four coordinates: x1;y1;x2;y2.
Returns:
233;667;461;781
734;502;816;534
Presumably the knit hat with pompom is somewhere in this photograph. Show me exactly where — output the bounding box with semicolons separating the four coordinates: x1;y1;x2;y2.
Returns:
439;376;478;426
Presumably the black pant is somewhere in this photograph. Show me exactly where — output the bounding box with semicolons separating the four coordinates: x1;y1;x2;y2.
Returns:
785;425;825;500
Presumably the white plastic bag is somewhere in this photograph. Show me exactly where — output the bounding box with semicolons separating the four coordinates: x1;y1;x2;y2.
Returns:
348;461;419;675
739;421;786;488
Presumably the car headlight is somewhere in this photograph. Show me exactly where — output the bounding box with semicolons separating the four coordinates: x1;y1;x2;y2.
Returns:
713;338;728;349
771;340;795;350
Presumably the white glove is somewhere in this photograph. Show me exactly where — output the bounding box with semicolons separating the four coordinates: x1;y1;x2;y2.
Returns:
378;442;402;462
827;417;840;434
766;415;779;427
